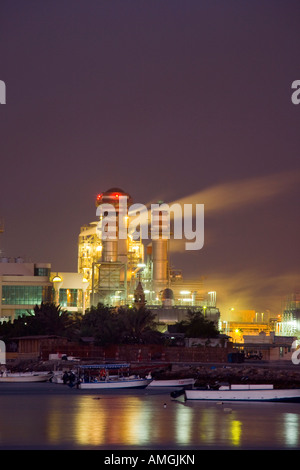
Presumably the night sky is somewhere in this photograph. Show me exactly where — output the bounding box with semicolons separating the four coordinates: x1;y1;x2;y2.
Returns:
0;1;299;315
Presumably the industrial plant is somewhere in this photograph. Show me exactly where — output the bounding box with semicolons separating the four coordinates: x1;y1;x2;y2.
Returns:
77;187;219;325
0;186;298;358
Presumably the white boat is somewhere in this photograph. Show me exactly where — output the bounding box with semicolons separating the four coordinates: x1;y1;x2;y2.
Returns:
0;371;53;383
184;384;300;403
79;377;151;390
52;370;78;384
52;372;64;384
147;378;195;388
78;363;152;390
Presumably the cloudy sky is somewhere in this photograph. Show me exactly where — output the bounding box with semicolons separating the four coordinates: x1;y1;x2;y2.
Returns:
0;1;299;315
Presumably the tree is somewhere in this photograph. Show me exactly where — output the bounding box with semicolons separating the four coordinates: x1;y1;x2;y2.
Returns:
0;302;76;340
30;302;75;337
0;302;163;346
0;318;23;342
79;304;163;345
80;303;121;346
175;309;219;338
118;306;163;344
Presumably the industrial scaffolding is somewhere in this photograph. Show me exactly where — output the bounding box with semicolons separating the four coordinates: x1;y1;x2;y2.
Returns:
281;293;300;337
91;261;127;307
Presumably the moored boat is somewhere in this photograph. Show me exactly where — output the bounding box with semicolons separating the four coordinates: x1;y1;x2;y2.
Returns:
78;363;152;390
0;371;53;383
52;370;78;384
184;384;300;403
147;378;195;388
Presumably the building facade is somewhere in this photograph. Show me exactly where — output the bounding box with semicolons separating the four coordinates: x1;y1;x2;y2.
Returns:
51;271;89;313
77;188;208;312
0;258;52;322
280;293;300;337
78;188;144;307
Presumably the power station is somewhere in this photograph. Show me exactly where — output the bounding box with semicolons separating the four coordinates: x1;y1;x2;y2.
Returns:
1;187;297;343
78;188;220;325
78;188;143;307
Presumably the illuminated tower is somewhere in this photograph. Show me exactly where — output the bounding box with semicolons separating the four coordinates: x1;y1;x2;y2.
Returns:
78;188;144;308
151;205;169;298
134;279;146;310
96;188;131;263
0;218;4;255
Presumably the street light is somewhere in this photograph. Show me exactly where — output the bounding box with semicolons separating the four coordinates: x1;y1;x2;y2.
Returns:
82;277;89;313
52;274;62;305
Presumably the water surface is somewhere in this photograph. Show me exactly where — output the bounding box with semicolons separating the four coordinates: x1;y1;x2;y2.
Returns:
0;383;299;450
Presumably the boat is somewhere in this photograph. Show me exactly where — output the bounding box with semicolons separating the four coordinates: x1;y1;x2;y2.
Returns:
78;363;152;390
147;377;195;388
0;371;53;383
184;384;300;403
52;370;78;384
51;372;64;384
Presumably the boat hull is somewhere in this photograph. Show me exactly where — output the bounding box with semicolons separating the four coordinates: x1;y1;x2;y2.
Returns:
0;373;53;383
185;386;300;403
147;378;195;388
79;378;151;390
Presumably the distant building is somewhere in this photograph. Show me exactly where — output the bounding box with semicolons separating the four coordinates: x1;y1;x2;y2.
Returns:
77;188;206;310
50;272;89;313
221;321;270;343
150;299;220;330
0;258;52;322
241;331;296;361
281;293;300;338
77;188;143;307
0;256;92;322
133;280;146;310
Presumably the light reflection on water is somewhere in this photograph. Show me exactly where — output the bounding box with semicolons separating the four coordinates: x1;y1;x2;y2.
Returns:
283;412;299;447
0;385;300;449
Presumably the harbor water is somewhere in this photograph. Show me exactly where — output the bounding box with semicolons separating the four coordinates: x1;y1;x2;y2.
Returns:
0;382;300;450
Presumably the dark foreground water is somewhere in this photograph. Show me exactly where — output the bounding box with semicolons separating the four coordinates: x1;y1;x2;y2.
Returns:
0;382;300;450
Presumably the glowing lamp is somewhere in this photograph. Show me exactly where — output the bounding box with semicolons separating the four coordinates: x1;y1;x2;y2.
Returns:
52;274;62;283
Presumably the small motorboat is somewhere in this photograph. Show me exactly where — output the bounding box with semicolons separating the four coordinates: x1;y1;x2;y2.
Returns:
147;377;195;388
184;384;300;403
0;371;53;383
78;363;152;390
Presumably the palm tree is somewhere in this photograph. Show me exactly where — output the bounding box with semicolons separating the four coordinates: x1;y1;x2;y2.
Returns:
184;309;219;338
118;306;163;344
31;302;74;336
80;303;121;345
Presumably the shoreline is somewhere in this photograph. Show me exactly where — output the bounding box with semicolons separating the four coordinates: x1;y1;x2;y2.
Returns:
5;358;300;389
195;364;300;389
